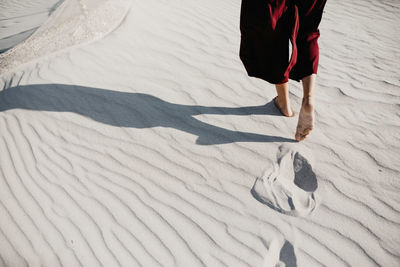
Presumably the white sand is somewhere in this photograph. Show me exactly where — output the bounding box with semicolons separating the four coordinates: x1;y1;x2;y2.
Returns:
0;0;62;52
0;0;399;266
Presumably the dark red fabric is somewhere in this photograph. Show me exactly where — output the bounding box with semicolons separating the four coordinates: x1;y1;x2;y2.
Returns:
239;0;327;84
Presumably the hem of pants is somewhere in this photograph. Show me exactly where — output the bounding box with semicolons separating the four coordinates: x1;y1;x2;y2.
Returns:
289;70;317;83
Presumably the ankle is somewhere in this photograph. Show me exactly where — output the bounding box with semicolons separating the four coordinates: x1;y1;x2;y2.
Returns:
277;95;290;107
301;96;314;112
277;94;289;103
302;95;314;105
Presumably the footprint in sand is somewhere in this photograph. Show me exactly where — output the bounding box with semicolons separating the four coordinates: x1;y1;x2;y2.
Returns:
252;145;318;217
262;238;297;267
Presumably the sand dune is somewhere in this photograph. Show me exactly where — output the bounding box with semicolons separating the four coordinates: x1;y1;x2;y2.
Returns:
0;0;399;266
0;0;62;52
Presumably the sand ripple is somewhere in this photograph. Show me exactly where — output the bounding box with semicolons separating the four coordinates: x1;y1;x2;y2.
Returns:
0;0;399;266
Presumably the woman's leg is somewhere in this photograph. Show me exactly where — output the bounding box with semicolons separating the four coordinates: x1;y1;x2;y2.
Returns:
275;82;294;117
295;74;316;141
291;0;326;140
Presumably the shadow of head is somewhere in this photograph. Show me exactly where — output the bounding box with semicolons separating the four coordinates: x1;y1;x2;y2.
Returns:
0;84;296;145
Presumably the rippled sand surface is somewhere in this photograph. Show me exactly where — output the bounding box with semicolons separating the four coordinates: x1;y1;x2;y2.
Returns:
0;0;62;52
0;0;399;266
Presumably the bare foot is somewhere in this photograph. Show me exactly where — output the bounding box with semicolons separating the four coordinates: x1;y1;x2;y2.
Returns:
274;96;295;117
295;98;314;141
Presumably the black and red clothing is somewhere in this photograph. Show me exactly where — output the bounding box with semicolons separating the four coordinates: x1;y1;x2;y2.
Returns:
239;0;327;84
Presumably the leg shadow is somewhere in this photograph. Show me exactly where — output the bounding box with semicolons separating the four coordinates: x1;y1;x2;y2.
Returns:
0;84;295;145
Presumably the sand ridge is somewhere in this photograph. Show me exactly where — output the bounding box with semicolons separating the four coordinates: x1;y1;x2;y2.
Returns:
0;0;399;266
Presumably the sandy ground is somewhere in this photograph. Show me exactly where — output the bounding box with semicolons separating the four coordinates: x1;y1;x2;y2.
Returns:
0;0;399;266
0;0;62;52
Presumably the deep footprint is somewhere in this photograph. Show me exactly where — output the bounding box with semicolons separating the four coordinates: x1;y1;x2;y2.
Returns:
251;145;318;217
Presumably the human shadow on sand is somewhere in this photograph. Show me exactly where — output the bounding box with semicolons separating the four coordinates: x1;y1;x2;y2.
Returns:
0;84;296;145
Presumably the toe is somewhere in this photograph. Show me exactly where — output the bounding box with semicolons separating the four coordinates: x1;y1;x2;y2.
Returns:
295;134;305;141
302;127;313;135
295;128;312;141
297;135;307;141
